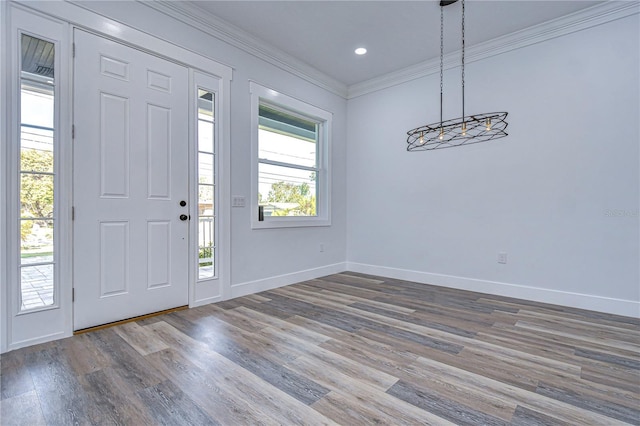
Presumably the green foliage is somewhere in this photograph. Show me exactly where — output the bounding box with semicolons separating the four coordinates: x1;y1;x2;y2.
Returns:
20;220;33;242
199;245;213;259
266;181;316;216
199;244;213;267
20;149;54;219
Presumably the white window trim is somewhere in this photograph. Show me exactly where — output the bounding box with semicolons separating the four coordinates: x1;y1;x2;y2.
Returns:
190;70;225;305
3;5;73;353
250;81;332;229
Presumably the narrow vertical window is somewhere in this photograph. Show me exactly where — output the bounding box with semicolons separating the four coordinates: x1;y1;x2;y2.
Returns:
197;89;215;279
19;34;56;310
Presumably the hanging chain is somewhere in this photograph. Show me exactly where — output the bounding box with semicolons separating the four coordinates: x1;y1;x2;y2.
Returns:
440;4;444;128
461;0;465;122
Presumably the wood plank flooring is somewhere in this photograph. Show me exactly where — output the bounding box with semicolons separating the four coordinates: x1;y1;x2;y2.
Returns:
1;272;639;425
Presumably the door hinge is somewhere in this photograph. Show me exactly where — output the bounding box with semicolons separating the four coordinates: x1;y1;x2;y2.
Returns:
72;288;75;302
72;43;76;58
72;124;75;139
72;206;75;220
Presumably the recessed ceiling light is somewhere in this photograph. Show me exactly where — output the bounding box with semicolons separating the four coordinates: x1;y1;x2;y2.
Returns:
354;47;367;55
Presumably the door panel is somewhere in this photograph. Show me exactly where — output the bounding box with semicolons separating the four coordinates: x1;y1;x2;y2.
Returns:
73;30;189;330
99;221;129;296
99;93;129;197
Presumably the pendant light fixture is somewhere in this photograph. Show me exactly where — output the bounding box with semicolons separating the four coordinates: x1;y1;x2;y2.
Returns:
407;0;508;151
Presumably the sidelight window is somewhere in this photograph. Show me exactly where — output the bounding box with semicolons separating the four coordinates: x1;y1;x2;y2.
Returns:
197;89;216;279
19;34;57;311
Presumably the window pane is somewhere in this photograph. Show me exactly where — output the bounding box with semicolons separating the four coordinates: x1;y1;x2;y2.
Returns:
258;128;317;168
20;34;55;312
198;216;214;279
198;120;214;153
21;127;54;171
20;219;54;264
198;89;214;120
20;173;54;218
21;146;54;174
21;84;54;128
21;34;55;77
198;153;214;185
259;104;315;139
199;184;214;208
197;89;215;279
258;163;317;217
21;264;54;310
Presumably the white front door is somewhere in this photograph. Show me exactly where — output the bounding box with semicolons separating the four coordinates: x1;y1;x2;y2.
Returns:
73;30;190;330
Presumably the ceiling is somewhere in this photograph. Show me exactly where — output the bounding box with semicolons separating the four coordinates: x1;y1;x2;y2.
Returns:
186;1;603;87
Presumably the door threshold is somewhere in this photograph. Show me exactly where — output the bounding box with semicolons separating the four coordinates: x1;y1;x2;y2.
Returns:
73;305;188;335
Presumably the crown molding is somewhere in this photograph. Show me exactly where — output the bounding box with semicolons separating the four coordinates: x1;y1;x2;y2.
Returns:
138;1;637;100
348;1;639;99
141;0;348;99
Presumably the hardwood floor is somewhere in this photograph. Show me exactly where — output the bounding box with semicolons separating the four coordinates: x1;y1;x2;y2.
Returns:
1;272;639;425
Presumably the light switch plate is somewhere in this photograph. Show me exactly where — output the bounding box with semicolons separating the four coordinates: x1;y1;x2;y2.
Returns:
232;196;245;207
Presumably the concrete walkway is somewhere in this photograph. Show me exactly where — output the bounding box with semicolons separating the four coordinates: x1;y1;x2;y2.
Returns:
21;256;54;310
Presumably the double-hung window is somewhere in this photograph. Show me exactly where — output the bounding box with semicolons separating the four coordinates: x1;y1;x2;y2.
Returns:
250;82;331;228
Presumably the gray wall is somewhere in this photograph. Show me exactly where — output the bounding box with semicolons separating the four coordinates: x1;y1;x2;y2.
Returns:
346;14;639;315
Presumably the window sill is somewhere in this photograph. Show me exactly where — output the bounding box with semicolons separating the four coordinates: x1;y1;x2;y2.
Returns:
251;217;331;229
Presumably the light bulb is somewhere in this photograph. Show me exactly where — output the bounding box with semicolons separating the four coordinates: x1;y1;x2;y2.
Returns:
419;133;425;145
461;122;467;136
439;129;444;140
485;118;492;131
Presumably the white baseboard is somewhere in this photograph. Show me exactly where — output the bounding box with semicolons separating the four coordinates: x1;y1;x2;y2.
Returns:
230;262;348;299
346;262;640;318
8;331;70;353
191;295;223;308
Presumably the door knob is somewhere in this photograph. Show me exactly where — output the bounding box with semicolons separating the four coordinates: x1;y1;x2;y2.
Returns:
179;214;189;221
179;200;187;207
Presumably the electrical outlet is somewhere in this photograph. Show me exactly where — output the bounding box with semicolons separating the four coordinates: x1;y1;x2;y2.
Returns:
498;252;507;264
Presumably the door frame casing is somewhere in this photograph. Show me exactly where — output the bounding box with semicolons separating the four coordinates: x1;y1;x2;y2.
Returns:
189;71;227;306
1;0;232;353
2;4;72;353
